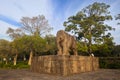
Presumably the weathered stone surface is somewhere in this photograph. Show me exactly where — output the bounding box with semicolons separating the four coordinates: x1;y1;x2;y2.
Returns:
56;30;77;55
31;55;99;76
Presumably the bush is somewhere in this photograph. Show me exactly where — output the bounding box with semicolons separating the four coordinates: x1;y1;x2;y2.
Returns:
0;61;30;69
99;57;120;69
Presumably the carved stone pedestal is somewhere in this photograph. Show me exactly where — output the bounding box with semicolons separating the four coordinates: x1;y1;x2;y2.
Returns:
30;55;99;76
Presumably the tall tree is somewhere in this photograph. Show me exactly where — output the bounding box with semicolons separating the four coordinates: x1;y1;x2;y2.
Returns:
20;15;52;65
17;35;46;65
6;15;52;65
11;38;25;65
6;28;24;65
0;39;11;64
21;15;52;36
64;2;114;55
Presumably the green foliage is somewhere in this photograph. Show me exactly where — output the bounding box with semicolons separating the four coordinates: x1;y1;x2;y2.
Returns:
95;44;111;57
77;42;88;55
44;35;57;55
93;37;114;57
0;39;11;58
0;61;30;69
14;35;47;55
64;2;114;54
99;57;120;69
112;45;120;57
11;38;23;55
28;35;46;53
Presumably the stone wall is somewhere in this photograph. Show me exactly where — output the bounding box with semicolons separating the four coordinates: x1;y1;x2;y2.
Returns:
30;55;99;76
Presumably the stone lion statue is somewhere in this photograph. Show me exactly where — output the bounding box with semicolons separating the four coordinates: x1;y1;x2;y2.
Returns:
56;30;78;55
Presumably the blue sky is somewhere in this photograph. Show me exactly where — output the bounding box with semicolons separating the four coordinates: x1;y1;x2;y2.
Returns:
0;0;120;44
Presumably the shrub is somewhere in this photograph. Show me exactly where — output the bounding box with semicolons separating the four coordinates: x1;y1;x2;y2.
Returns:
99;57;120;69
0;61;30;69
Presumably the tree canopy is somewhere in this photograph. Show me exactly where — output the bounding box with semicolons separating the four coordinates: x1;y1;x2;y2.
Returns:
21;15;52;36
64;2;114;54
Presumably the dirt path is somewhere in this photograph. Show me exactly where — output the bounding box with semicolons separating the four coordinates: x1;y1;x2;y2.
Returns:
0;69;120;80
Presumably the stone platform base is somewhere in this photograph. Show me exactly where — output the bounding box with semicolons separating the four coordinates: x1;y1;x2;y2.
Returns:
30;55;99;76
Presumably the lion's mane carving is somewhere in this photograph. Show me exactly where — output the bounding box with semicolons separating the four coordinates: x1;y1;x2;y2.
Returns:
56;30;78;55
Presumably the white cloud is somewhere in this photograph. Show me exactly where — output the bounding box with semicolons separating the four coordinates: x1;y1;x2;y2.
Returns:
0;21;17;34
0;21;17;40
0;0;54;21
0;0;54;38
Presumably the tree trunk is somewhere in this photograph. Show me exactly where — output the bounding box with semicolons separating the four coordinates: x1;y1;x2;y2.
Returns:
88;25;92;55
4;58;8;65
23;55;26;61
28;50;33;65
88;40;92;55
5;59;8;65
13;54;18;65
